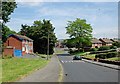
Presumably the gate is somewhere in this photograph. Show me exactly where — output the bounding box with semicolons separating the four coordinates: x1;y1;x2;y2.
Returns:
14;49;22;57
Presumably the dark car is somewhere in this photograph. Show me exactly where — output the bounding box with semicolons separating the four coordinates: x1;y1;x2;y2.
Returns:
73;55;82;60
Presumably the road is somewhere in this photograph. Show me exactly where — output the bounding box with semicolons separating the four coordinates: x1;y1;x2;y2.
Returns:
57;53;118;82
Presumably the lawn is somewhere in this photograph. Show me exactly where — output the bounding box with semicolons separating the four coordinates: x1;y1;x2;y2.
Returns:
0;58;2;83
83;54;96;59
106;57;120;61
74;52;90;56
2;57;49;82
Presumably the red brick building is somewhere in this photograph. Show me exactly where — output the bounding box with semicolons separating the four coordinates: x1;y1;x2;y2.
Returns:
4;34;33;56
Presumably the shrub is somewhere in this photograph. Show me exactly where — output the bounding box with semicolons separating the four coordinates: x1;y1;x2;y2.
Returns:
98;46;110;51
90;48;98;51
110;46;117;49
95;53;107;59
106;52;117;58
95;52;117;59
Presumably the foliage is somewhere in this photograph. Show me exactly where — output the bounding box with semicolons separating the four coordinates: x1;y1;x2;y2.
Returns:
95;52;117;59
90;48;98;51
2;0;17;23
98;46;110;51
19;19;57;54
65;39;76;48
66;18;93;51
112;41;120;48
110;45;117;49
2;25;16;42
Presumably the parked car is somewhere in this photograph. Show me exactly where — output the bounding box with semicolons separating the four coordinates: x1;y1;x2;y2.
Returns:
73;55;82;60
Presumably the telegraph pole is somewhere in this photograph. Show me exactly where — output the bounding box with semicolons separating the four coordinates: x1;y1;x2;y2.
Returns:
47;31;49;60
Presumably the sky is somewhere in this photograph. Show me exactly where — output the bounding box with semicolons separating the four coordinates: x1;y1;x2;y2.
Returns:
6;0;119;39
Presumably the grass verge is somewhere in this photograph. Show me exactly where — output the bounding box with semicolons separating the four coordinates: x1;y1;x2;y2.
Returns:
2;57;49;82
84;54;96;59
106;57;120;61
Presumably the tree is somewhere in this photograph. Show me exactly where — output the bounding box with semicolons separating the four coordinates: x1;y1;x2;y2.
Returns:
66;18;93;51
112;41;120;48
2;25;16;42
2;0;17;23
20;19;57;54
1;0;17;42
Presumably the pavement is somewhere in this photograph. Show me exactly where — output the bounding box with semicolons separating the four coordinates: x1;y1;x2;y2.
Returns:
17;55;61;82
82;59;120;70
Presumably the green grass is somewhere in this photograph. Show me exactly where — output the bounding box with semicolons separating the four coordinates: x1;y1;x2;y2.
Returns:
0;58;2;83
84;54;96;59
2;57;49;82
73;52;90;56
37;54;53;59
106;57;120;61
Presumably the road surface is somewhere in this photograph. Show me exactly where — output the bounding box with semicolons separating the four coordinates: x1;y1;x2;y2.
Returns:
57;54;118;82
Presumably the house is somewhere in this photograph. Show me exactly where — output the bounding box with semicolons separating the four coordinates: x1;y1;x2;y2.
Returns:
110;38;120;43
4;34;33;57
99;38;113;46
91;38;102;48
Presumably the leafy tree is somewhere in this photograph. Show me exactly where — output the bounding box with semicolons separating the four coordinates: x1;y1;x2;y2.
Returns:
1;0;17;42
66;18;93;51
2;0;17;23
2;25;16;42
20;19;57;54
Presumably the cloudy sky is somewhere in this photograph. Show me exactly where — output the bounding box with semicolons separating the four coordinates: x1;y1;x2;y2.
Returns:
6;0;119;39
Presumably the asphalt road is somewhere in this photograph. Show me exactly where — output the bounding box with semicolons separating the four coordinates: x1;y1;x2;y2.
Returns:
57;54;119;82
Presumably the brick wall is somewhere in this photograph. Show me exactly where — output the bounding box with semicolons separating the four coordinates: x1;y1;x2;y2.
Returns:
4;37;22;50
3;48;14;56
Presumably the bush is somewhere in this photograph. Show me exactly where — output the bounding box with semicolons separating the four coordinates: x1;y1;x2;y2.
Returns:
106;52;117;58
95;53;107;59
90;48;98;51
98;46;110;51
95;52;117;59
110;46;117;49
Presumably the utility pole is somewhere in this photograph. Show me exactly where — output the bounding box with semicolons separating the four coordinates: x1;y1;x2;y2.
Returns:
47;31;49;60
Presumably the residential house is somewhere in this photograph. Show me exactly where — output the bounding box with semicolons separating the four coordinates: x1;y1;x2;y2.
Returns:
91;38;102;48
99;38;113;46
110;38;120;43
4;34;33;57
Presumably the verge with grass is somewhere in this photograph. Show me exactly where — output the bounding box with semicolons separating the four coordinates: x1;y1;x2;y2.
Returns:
2;57;49;82
106;57;120;61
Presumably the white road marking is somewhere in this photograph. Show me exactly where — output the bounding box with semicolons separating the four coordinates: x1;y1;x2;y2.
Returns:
61;60;84;63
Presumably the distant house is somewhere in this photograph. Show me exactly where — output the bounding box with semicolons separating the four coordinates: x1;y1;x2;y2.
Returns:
110;38;120;43
91;38;102;48
4;34;33;57
99;38;113;46
55;39;65;48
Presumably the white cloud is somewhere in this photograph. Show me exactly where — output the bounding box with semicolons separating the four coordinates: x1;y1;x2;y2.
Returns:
6;18;36;32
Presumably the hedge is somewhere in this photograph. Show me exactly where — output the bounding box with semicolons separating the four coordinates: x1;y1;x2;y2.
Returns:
98;59;120;65
90;49;116;54
95;52;118;59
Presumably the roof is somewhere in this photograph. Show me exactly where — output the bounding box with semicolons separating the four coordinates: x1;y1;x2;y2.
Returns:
110;38;120;42
9;34;33;41
91;38;102;43
99;38;113;43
